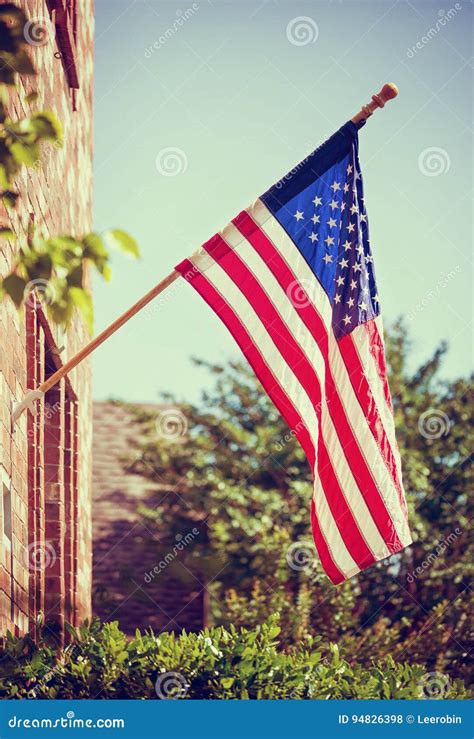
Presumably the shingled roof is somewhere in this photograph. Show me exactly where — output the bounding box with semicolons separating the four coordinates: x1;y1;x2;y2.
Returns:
92;401;206;635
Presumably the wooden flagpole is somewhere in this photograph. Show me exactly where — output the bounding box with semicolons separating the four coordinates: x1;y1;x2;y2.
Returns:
11;83;399;426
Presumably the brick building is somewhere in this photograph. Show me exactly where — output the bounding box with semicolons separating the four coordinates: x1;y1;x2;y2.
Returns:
0;0;94;642
92;402;207;635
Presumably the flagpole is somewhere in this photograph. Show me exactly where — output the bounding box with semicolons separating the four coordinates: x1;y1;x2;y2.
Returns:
351;83;398;125
11;82;399;427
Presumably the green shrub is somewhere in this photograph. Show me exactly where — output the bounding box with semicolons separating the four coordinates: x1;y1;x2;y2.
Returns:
0;616;468;700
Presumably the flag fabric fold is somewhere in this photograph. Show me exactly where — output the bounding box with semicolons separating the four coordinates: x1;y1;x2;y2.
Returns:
175;120;411;584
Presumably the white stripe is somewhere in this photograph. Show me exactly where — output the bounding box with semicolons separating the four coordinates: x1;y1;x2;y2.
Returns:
188;251;357;578
222;222;392;558
313;482;361;578
354;317;404;485
246;204;409;544
249;199;333;329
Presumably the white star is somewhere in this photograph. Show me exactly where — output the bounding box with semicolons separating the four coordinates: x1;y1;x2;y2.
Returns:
354;170;361;181
341;202;346;211
311;214;320;224
353;262;362;272
334;293;341;304
312;195;322;207
373;293;380;303
343;314;352;325
347;164;353;175
343;239;352;251
343;183;349;193
346;297;355;308
309;232;318;243
350;279;357;290
347;223;355;233
365;254;373;263
329;199;339;210
323;254;333;264
350;203;358;215
327;217;337;229
356;244;365;255
324;235;335;247
294;210;304;221
336;276;344;287
330;181;341;192
339;257;349;269
359;301;368;311
360;213;367;222
362;285;370;295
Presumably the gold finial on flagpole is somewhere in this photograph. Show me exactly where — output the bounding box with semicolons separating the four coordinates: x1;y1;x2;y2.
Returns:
351;83;399;125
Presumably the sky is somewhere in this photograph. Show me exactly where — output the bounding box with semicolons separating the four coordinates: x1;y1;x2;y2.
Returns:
92;0;472;404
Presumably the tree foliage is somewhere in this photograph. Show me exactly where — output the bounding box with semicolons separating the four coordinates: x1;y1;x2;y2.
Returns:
0;4;139;330
0;615;467;700
127;322;473;689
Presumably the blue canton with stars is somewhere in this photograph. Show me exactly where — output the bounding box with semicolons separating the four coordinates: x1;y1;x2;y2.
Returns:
261;121;380;339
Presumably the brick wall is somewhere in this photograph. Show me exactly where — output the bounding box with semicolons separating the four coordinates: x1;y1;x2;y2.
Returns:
0;0;94;642
92;403;207;636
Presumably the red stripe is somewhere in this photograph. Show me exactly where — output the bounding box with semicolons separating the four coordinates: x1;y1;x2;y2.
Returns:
233;212;404;552
365;321;393;412
310;499;345;585
175;259;316;470
199;237;377;570
339;328;407;517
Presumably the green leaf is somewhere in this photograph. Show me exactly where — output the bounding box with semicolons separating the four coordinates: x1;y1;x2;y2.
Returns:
69;286;93;333
103;229;140;259
0;227;14;240
2;273;26;306
29;112;63;142
1;190;19;209
10;140;40;166
25;91;38;105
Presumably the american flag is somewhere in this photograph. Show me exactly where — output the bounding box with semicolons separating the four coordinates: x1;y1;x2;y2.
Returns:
175;120;411;583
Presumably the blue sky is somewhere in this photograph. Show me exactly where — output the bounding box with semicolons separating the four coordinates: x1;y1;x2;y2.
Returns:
92;0;472;403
